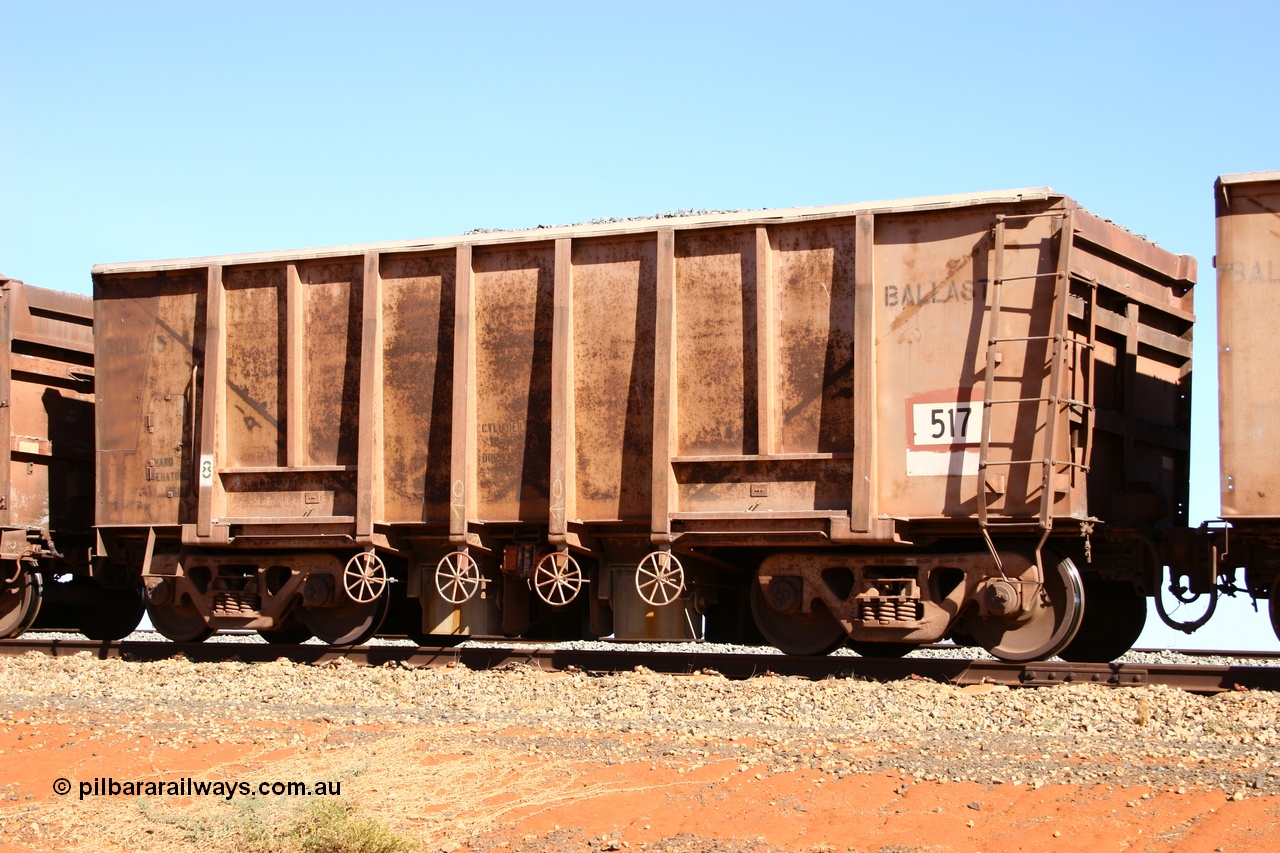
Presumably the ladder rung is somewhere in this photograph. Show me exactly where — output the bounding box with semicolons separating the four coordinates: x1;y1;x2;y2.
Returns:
979;521;1048;530
995;272;1060;283
988;335;1095;349
996;213;1068;223
980;459;1089;471
981;459;1050;468
989;334;1056;344
986;396;1054;405
985;396;1094;410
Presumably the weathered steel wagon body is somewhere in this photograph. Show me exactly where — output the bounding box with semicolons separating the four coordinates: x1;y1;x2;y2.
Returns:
91;188;1195;658
0;276;138;639
1214;171;1280;641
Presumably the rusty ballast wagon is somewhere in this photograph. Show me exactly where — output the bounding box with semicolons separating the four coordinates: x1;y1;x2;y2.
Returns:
1209;171;1280;642
91;187;1194;659
0;276;140;640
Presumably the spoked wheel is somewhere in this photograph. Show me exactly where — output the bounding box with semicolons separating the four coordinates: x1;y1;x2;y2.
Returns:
960;548;1084;662
635;552;685;606
79;586;145;641
1058;579;1147;663
343;551;388;604
533;551;583;607
302;593;389;646
435;551;481;604
749;573;847;656
147;597;214;643
847;640;918;659
0;566;42;639
257;612;313;645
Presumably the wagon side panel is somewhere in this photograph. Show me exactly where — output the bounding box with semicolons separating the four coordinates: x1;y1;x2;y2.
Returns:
1071;211;1194;531
94;271;205;529
471;244;555;523
772;222;857;459
380;252;455;525
3;282;95;537
1217;173;1280;519
570;237;656;523
222;266;286;471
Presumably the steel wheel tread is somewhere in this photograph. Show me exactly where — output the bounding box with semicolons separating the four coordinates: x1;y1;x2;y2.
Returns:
79;586;145;641
146;598;214;643
257;612;314;645
749;575;847;656
1271;576;1280;645
0;568;42;639
961;548;1084;662
1058;579;1146;663
848;640;918;659
302;593;389;646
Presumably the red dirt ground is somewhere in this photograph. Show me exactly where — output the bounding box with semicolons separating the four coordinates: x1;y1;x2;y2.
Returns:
1;719;1277;853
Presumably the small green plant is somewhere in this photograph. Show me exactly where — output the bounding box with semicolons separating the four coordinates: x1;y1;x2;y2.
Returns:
237;801;413;853
294;802;413;853
1041;716;1065;732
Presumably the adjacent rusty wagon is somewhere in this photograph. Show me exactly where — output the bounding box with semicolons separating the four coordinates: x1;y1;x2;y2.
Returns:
1212;171;1280;642
0;276;140;639
90;188;1195;659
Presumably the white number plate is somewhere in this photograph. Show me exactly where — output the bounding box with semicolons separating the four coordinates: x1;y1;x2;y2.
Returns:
910;400;983;448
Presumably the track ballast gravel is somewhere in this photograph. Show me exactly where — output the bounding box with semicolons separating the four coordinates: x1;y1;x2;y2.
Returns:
0;648;1276;798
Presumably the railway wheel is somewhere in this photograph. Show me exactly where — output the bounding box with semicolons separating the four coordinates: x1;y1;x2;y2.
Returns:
302;592;389;646
960;548;1084;662
257;612;313;645
405;627;466;647
79;587;145;641
0;566;42;639
1270;576;1280;645
146;597;214;643
847;640;917;659
947;624;977;649
1057;580;1146;663
749;572;847;656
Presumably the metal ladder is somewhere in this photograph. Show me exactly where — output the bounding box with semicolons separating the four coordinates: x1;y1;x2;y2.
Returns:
976;209;1096;572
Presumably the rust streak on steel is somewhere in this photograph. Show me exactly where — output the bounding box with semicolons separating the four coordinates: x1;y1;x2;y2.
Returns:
2;638;1278;694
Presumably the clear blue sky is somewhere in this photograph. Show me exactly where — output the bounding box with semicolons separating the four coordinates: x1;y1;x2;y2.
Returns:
3;1;1278;649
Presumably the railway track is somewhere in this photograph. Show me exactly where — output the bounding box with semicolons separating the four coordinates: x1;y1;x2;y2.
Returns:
2;636;1277;694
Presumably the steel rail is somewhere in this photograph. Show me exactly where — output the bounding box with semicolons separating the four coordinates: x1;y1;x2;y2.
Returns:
1131;646;1280;661
1;638;1277;693
29;629;1280;661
